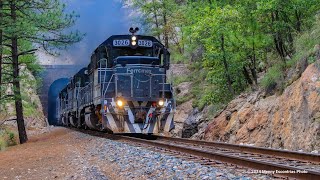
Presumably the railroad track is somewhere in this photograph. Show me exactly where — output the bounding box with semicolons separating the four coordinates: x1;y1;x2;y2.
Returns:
150;135;320;179
72;128;320;180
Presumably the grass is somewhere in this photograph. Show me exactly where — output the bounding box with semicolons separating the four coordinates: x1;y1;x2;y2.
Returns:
172;75;191;86
171;52;186;64
261;63;284;90
176;94;194;106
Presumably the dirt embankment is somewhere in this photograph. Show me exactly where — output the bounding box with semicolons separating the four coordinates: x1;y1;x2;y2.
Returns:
0;127;118;179
201;61;320;151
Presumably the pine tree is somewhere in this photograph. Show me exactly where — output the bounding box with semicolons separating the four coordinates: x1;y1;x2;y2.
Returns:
0;0;83;143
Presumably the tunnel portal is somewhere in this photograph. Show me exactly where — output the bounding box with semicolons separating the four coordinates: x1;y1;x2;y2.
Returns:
48;78;69;125
39;65;83;125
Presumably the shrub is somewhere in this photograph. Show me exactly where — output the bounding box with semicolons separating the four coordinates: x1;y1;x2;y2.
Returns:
0;128;17;151
291;15;320;69
7;131;17;146
176;94;194;106
261;63;284;95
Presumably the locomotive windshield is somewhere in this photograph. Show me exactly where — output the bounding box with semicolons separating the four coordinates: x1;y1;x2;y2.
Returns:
115;56;160;65
112;47;153;57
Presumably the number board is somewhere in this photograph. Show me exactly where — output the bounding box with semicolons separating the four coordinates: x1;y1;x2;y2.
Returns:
138;40;153;47
113;39;130;47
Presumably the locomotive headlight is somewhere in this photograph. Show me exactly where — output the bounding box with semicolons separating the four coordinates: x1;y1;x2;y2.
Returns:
132;40;137;46
117;100;123;107
158;100;164;106
131;36;137;41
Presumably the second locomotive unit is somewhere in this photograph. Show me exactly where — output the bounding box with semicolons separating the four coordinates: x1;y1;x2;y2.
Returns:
57;28;175;134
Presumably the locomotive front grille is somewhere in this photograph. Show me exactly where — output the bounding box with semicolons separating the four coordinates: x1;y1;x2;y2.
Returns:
114;68;165;100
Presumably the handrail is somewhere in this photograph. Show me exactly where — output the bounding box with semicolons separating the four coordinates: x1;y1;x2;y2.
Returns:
101;68;109;97
77;82;93;106
103;74;115;97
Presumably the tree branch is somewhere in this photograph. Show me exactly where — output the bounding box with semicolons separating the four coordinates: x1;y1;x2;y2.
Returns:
17;48;37;56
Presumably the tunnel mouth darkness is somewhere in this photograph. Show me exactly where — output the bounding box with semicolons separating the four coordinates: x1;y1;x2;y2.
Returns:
48;78;69;125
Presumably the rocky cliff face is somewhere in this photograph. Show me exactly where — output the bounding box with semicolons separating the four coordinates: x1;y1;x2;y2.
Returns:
169;65;210;138
200;61;320;151
1;66;47;129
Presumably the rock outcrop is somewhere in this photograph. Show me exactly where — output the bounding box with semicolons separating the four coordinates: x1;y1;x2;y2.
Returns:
0;66;47;129
202;61;320;151
169;64;208;138
21;66;47;128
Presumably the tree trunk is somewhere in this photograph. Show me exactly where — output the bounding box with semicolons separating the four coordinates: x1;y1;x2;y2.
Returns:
281;11;294;55
295;10;301;32
0;0;3;106
11;1;28;144
243;66;253;85
220;34;234;96
271;11;286;61
251;32;258;85
151;0;161;40
162;2;169;48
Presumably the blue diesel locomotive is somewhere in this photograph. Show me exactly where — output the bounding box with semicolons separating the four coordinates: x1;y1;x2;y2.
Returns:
57;30;175;134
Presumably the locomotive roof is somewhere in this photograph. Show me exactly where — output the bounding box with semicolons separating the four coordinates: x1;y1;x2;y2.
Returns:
61;86;67;93
96;35;165;49
73;67;87;78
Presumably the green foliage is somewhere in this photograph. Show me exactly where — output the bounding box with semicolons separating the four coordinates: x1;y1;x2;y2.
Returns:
293;15;320;65
0;0;83;128
188;63;214;109
0;128;17;151
128;0;320;107
191;85;213;110
176;94;193;106
172;75;190;86
261;62;285;94
0;138;5;151
22;99;38;117
171;52;187;64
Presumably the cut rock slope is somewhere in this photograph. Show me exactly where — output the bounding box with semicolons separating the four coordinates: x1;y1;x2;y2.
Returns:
202;61;320;151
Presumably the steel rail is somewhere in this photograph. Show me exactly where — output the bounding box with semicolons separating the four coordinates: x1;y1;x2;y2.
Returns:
117;135;320;180
71;128;320;179
153;135;320;163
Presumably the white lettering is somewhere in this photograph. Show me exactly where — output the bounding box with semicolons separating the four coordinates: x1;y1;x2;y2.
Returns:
113;39;130;46
127;68;152;74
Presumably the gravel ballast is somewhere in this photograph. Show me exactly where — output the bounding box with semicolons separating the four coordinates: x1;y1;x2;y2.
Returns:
0;128;273;179
80;132;255;180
